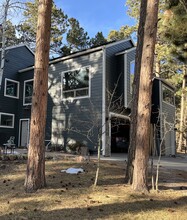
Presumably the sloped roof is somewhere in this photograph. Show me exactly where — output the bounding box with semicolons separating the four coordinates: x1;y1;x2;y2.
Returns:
18;37;135;73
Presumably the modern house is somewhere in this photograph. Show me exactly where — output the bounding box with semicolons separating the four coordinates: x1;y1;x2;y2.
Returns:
0;38;176;156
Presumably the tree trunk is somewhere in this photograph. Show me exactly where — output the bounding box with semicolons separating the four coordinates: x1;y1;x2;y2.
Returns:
132;0;159;192
178;65;187;151
0;0;9;89
125;0;156;184
24;0;52;193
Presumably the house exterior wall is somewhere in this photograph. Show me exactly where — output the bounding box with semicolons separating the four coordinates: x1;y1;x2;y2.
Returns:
104;40;134;156
151;79;176;156
160;81;176;156
106;40;134;105
48;50;103;150
0;40;176;157
0;46;34;145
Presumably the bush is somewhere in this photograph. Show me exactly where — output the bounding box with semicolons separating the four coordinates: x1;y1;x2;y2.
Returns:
67;141;87;154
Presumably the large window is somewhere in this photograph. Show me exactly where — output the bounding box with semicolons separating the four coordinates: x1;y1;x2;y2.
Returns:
0;113;14;128
4;78;19;98
163;85;175;105
23;79;33;105
62;66;90;99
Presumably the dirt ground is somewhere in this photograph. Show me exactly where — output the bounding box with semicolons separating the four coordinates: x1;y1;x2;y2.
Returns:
0;154;187;220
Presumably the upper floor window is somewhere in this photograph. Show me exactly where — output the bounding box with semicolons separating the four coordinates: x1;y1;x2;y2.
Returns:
162;85;175;105
4;78;19;99
130;61;135;94
0;112;14;128
23;79;33;105
62;66;90;99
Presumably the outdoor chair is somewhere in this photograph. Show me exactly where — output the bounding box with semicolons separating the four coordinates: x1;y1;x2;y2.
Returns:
3;136;16;154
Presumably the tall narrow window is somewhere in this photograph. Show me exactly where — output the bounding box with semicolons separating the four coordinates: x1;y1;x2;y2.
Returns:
62;66;90;99
130;61;135;94
4;78;19;98
23;79;33;105
0;112;14;128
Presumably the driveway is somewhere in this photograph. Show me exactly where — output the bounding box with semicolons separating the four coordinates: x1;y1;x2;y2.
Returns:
10;149;187;172
98;153;187;171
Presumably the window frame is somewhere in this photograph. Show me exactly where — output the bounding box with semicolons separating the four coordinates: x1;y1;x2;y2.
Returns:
4;78;20;99
130;60;135;94
61;66;91;100
23;79;34;106
162;84;175;106
0;112;15;128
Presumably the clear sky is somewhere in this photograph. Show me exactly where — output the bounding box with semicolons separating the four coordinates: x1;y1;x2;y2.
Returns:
55;0;135;38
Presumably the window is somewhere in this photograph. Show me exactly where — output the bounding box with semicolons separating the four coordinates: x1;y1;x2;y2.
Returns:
0;113;14;128
62;66;90;99
24;79;33;105
163;85;175;105
130;61;135;94
4;78;19;98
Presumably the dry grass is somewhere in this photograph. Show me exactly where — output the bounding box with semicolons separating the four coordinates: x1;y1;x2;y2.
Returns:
0;155;187;220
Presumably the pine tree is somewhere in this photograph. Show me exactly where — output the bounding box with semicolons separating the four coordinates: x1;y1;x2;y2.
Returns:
132;0;159;192
16;0;68;52
89;32;107;47
24;0;52;193
66;18;90;51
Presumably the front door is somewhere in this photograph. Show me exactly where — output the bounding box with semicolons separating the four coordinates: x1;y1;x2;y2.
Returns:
19;119;30;147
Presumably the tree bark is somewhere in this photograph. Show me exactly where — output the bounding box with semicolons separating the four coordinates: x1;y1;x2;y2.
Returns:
0;0;9;89
132;0;159;192
125;0;154;184
24;0;52;193
178;65;187;151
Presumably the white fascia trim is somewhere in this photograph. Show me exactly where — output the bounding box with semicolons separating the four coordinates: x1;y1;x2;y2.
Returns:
18;66;34;73
115;47;136;56
124;53;128;108
102;47;106;156
109;112;130;120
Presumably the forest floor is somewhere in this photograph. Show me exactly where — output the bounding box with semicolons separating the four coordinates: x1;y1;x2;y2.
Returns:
0;153;187;220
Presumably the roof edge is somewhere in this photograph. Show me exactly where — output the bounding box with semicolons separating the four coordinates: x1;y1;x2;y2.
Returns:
0;44;35;55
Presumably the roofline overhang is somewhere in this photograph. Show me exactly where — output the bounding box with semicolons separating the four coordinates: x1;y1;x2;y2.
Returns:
154;77;175;90
115;47;136;56
18;37;134;73
0;44;34;55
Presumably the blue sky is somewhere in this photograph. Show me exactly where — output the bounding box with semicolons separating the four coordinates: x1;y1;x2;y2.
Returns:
55;0;135;38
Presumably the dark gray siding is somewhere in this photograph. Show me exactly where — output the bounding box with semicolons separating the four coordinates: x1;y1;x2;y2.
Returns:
0;46;34;146
126;49;136;106
105;39;134;111
116;55;124;102
48;50;103;150
160;82;176;155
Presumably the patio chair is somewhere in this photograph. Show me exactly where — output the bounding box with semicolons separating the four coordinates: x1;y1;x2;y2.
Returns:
3;136;16;154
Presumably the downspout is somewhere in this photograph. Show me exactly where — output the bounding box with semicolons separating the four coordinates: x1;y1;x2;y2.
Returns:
124;53;128;107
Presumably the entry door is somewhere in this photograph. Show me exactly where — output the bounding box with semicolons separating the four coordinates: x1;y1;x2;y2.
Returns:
20;119;30;147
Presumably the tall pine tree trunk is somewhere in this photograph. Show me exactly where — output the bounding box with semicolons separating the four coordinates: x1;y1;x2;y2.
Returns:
178;65;187;151
24;0;52;193
0;0;9;89
132;0;159;192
